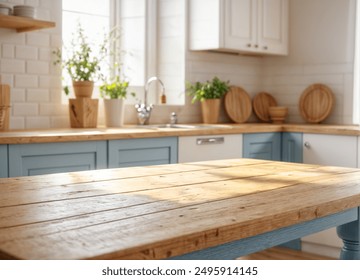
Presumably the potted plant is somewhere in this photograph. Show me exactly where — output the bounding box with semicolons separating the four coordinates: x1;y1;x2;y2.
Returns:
187;76;230;123
100;76;135;127
53;23;105;98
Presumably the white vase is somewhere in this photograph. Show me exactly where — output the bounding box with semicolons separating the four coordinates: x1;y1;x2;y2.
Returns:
104;99;125;127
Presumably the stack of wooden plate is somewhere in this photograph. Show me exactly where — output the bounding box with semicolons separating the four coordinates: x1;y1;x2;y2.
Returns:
224;86;252;123
299;84;334;123
13;5;35;18
252;92;278;122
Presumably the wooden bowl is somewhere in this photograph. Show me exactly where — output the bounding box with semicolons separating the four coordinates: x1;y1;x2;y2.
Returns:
268;106;288;124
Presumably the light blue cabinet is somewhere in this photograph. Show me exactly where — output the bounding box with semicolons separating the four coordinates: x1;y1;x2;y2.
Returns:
243;132;281;161
108;137;178;168
282;132;303;163
9;141;107;177
0;145;8;178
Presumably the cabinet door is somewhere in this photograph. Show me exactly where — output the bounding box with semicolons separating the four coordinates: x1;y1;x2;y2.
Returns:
0;145;8;178
224;0;257;51
258;0;288;55
178;134;242;163
243;132;281;161
108;137;178;168
9;141;107;177
302;134;358;258
282;132;303;163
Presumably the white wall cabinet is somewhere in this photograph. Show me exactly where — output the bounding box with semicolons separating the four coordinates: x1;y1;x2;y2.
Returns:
301;134;358;258
178;134;242;163
189;0;288;55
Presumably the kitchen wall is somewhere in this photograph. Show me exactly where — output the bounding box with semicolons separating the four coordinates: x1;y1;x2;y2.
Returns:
263;0;356;124
0;0;357;129
0;0;65;129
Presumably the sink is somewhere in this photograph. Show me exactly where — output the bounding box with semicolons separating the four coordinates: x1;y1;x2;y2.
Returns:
137;124;232;130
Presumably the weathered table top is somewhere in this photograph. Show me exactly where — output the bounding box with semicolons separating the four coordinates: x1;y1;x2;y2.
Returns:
1;158;360;259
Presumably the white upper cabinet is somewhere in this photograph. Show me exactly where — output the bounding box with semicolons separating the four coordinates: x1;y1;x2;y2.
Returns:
189;0;288;55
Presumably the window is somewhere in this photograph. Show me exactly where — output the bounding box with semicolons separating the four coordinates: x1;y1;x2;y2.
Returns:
62;0;185;105
353;0;360;124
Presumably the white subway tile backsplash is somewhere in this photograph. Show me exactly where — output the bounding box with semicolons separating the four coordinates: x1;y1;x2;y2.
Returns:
13;103;38;116
39;75;61;89
2;45;15;58
26;33;50;47
8;0;25;5
25;0;40;7
39;103;66;116
0;74;14;86
10;89;26;102
16;45;38;60
26;117;50;129
10;117;25;130
27;89;50;102
15;75;38;88
51;116;69;128
26;60;49;74
0;59;25;74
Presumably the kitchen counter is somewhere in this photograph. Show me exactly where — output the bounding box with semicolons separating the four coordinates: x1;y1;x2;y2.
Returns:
0;123;360;144
0;158;359;259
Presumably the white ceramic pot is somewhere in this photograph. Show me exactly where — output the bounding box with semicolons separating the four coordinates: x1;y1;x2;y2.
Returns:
104;99;125;127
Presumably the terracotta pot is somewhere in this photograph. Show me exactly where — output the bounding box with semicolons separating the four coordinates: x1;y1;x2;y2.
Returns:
104;99;125;127
201;99;221;124
72;80;94;98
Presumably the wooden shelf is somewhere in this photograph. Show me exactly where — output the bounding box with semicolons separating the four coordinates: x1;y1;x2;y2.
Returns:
0;14;55;33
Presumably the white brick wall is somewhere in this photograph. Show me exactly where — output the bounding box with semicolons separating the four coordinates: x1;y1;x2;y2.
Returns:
0;0;357;129
0;0;62;129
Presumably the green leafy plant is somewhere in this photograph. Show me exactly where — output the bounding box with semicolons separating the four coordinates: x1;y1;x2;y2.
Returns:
100;76;135;99
99;26;135;100
53;23;107;95
187;77;230;103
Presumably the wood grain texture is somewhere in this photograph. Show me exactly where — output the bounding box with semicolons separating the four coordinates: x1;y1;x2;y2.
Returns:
224;86;252;123
238;247;335;260
299;84;334;123
201;99;220;124
0;14;55;32
252;92;277;122
1;158;360;259
69;98;98;128
2;123;360;144
0;84;10;131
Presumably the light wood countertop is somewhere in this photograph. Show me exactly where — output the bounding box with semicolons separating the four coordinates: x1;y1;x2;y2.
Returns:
0;158;360;259
0;123;360;144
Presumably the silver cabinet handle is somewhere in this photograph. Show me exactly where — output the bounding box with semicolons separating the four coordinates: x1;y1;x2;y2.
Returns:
304;142;311;149
196;137;224;145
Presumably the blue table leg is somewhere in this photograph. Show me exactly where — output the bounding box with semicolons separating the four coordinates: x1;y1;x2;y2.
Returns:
337;207;360;260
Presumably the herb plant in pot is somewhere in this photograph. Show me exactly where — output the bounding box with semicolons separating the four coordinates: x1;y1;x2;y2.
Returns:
187;77;230;124
54;23;104;98
100;76;134;127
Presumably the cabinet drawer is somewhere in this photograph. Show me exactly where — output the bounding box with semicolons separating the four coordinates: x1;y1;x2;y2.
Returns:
9;141;107;177
0;145;8;178
178;134;242;163
243;132;281;161
108;137;178;168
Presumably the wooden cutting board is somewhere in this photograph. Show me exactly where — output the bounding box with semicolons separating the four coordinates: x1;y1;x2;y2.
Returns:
252;92;277;122
224;86;252;123
0;84;10;131
299;84;334;123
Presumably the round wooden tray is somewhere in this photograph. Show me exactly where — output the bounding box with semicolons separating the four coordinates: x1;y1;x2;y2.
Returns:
299;84;334;123
252;92;278;122
224;86;252;123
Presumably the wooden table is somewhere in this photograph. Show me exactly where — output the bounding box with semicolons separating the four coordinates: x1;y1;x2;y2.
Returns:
0;158;359;260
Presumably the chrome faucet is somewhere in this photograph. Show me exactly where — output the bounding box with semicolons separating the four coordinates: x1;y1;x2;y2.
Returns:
135;76;165;125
